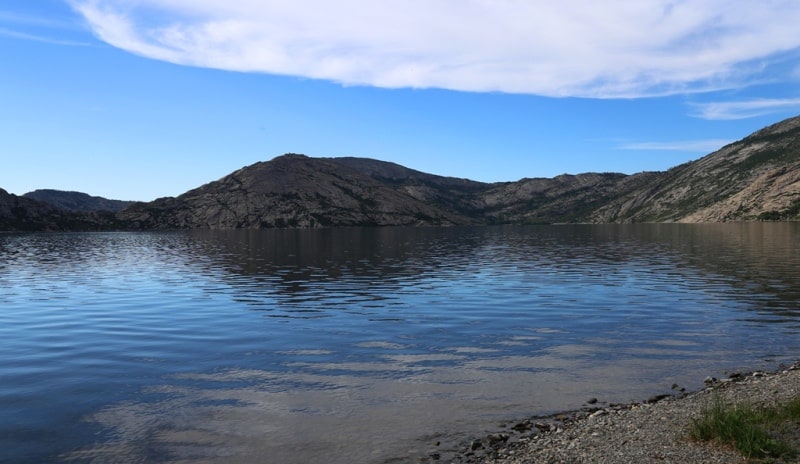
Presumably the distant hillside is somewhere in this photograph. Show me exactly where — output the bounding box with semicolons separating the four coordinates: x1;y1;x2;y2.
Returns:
590;115;800;222
0;189;121;231
4;114;800;230
23;189;135;213
480;172;659;224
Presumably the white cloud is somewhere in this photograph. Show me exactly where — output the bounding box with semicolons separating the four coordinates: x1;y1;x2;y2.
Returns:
619;139;732;152
69;0;800;97
690;98;800;120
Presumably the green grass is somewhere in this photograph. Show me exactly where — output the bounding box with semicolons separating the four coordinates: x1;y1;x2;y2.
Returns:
690;395;800;460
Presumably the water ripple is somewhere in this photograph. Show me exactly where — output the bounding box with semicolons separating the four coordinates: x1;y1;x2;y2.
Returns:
1;224;799;463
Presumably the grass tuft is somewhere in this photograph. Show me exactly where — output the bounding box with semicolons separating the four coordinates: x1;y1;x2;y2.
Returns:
689;395;800;460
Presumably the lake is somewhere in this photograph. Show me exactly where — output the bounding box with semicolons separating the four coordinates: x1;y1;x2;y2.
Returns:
2;223;799;463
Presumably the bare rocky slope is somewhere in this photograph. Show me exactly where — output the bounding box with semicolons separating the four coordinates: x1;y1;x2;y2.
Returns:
116;154;485;229
590;115;800;223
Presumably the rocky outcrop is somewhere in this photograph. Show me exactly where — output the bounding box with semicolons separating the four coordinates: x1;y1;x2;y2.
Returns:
23;189;134;213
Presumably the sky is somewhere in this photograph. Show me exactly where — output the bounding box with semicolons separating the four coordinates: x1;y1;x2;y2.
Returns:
2;1;800;201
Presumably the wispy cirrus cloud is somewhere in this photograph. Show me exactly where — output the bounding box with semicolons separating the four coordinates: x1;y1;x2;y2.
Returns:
619;139;732;152
0;9;94;46
0;11;77;29
69;1;800;98
689;98;800;120
0;26;93;46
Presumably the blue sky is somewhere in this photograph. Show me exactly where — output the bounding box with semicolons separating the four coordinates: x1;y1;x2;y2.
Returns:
2;0;800;201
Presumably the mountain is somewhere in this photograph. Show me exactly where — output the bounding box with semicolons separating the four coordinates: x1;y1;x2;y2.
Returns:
23;189;135;213
0;188;121;231
116;154;486;229
116;114;800;229
116;154;666;229
590;115;800;222
4;114;800;230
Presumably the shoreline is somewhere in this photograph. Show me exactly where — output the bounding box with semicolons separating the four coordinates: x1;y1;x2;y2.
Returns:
426;361;800;463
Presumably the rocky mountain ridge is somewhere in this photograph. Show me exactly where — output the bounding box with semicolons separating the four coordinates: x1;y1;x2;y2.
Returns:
2;114;799;231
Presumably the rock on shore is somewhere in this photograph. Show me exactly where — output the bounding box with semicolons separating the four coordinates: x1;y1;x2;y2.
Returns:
439;363;800;464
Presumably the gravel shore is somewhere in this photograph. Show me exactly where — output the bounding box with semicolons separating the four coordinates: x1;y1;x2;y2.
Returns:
437;362;800;464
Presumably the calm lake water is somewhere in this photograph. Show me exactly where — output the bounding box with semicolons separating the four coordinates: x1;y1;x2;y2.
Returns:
2;224;800;463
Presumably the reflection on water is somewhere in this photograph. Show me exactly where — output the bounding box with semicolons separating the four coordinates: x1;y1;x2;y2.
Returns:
1;224;799;463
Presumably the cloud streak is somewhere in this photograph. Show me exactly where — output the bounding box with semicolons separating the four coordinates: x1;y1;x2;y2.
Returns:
0;9;95;46
0;26;93;46
0;10;80;30
690;98;800;120
70;1;800;97
619;139;732;152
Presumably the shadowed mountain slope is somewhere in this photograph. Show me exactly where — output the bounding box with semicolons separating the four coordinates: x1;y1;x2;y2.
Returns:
23;189;135;213
0;188;121;231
